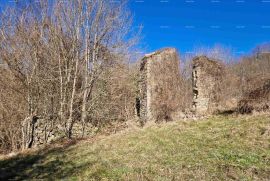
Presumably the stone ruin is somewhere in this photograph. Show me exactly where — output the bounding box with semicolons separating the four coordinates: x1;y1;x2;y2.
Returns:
192;56;224;115
137;50;226;122
21;116;92;148
137;48;181;122
19;48;269;149
22;116;58;149
22;49;227;148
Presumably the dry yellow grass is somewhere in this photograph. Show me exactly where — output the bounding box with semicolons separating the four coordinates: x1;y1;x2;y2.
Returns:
0;115;270;180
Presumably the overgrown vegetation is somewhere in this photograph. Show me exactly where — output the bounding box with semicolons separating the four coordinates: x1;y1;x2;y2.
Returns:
0;0;139;153
0;115;269;180
0;0;269;165
180;44;270;113
148;49;183;122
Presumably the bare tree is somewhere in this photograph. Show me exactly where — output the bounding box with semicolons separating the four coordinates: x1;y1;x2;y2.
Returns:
0;0;139;152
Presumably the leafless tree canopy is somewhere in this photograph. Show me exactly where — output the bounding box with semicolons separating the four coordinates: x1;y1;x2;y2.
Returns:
0;0;139;153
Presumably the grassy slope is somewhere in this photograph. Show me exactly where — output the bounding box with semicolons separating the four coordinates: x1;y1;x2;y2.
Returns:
0;115;270;180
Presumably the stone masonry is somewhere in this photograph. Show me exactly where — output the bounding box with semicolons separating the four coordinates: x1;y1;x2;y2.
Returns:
22;116;59;148
22;116;94;148
192;56;224;115
138;48;181;122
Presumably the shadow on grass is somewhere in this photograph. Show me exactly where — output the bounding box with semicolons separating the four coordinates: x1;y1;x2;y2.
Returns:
0;140;88;180
217;109;236;116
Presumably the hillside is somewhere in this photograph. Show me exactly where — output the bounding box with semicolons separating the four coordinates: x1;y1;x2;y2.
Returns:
0;115;270;180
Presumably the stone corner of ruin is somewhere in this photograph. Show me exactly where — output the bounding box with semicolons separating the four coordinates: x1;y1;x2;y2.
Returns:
192;55;225;115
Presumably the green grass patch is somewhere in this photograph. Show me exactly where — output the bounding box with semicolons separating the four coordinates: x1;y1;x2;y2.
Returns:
0;115;270;180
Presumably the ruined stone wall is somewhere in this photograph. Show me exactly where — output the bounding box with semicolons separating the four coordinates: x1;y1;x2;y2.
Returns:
192;56;224;115
33;119;58;146
22;117;94;148
138;60;147;121
138;48;181;122
21;117;61;148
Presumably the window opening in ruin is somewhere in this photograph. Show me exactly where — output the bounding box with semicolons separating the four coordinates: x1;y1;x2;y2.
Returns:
136;97;140;117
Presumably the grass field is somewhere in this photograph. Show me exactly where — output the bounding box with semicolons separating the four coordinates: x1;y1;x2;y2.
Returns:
0;115;270;180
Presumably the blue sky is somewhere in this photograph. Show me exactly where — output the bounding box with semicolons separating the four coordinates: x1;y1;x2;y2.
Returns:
0;0;269;55
129;0;270;55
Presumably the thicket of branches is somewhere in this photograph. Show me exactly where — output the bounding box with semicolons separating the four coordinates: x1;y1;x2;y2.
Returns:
0;0;139;153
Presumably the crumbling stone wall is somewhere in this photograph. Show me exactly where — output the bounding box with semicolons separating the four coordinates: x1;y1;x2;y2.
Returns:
138;48;181;122
22;117;93;148
192;56;224;115
33;119;59;146
22;116;59;148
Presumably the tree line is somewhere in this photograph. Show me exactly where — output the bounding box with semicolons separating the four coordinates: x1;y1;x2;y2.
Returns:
0;0;139;153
